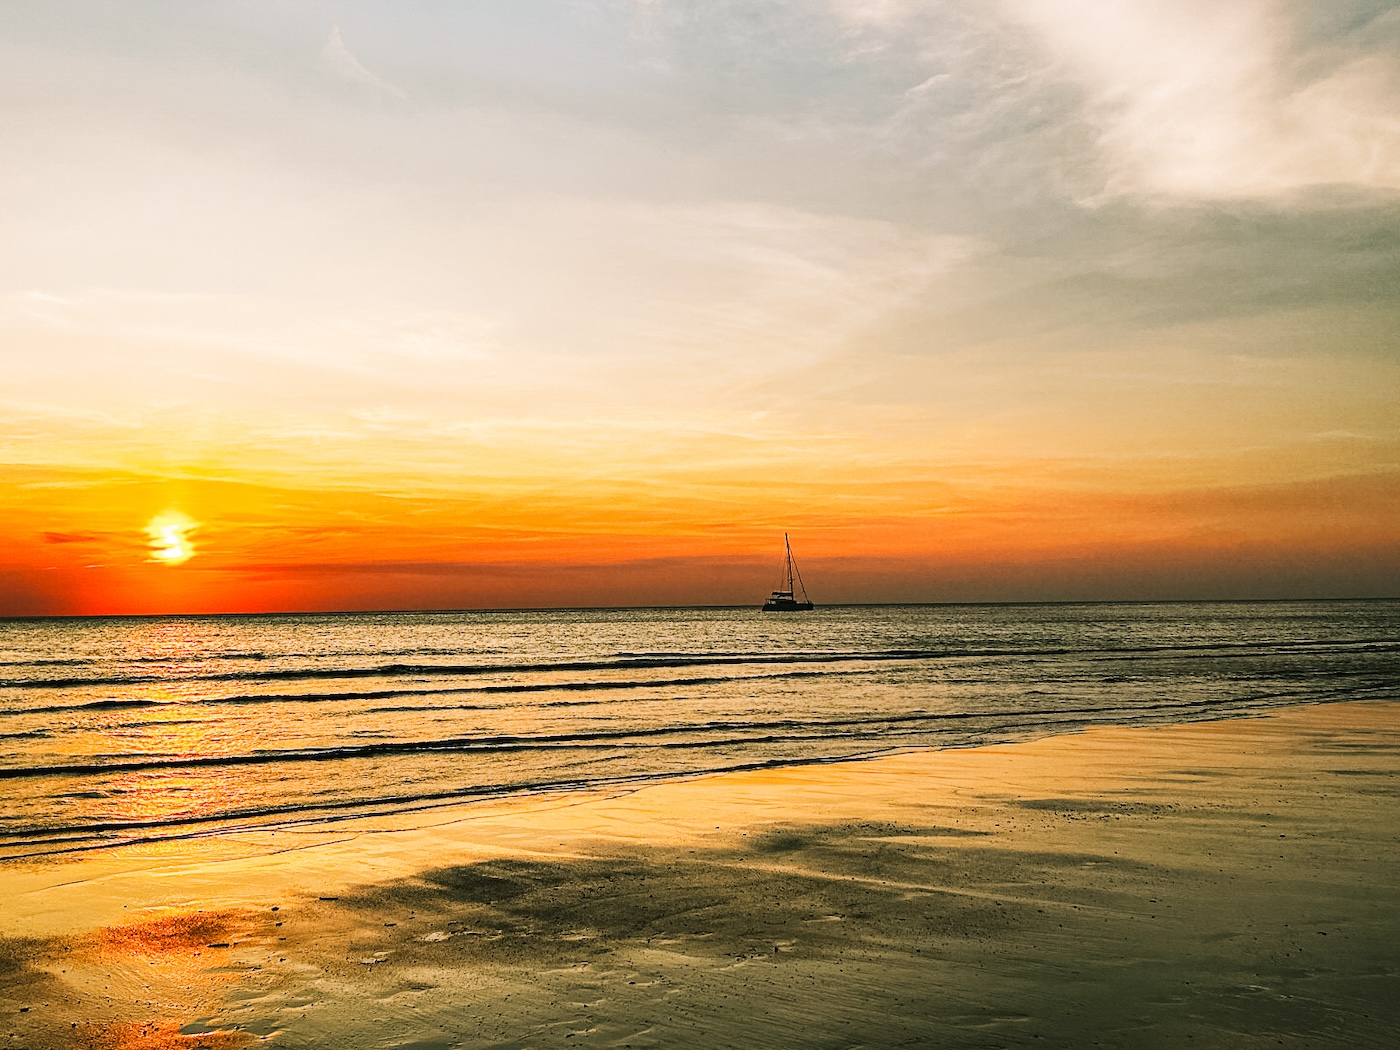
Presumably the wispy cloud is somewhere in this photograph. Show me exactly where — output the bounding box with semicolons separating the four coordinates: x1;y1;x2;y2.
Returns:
320;25;406;100
42;531;102;544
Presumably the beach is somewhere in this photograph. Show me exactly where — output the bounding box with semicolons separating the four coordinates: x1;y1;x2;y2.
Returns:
6;3;1399;1046
4;699;1397;1048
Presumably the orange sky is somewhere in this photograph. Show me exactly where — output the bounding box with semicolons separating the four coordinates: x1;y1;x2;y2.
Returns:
2;2;1398;615
5;456;1396;615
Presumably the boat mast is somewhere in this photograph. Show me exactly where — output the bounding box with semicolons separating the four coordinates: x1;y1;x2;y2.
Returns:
785;533;794;593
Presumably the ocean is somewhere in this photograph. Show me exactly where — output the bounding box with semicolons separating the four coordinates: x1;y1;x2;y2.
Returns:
2;600;1396;862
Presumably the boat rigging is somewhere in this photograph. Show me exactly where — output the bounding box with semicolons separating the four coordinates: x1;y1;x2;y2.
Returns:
762;533;814;612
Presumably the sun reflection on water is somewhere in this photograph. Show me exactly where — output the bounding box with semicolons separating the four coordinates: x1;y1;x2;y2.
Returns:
100;618;252;829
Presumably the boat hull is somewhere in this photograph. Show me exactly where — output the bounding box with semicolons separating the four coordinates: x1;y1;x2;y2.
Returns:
762;599;814;612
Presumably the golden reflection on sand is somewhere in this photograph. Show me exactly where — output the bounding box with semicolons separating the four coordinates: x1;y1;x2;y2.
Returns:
73;1019;248;1050
40;911;257;1050
84;910;245;957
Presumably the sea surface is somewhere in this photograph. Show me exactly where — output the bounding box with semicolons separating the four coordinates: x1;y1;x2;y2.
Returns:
2;601;1396;861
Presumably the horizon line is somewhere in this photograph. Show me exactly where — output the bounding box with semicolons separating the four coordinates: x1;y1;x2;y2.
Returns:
4;594;1396;623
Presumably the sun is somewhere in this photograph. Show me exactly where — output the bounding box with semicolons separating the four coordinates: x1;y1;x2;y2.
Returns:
146;511;198;565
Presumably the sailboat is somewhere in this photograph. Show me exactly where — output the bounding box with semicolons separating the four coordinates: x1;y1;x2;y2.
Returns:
762;533;815;612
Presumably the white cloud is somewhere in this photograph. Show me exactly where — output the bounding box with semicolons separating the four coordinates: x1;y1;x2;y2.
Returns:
1005;0;1400;200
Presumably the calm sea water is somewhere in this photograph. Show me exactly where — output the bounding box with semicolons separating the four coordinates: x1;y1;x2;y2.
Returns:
1;601;1396;861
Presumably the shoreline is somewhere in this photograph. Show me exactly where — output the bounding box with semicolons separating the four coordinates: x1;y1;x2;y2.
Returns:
4;699;1398;1047
3;691;1380;876
0;698;1368;932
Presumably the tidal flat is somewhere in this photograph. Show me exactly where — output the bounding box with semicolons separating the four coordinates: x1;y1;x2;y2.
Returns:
3;701;1398;1048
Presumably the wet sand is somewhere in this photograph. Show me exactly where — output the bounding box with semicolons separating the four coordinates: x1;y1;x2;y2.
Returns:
3;700;1398;1048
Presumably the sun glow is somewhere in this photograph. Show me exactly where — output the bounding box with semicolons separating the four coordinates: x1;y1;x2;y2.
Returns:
146;511;197;565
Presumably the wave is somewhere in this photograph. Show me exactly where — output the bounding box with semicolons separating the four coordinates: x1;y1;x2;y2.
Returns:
0;720;906;780
5;685;1366;783
198;666;851;706
0;649;934;689
4;697;168;717
0;657;94;668
0;746;927;859
5;637;1396;691
4;688;1382;860
0;668;865;721
0;645;513;671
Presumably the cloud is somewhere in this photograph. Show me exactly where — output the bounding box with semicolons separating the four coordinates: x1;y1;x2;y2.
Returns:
320;25;406;99
42;531;102;544
1004;0;1400;200
821;0;1400;205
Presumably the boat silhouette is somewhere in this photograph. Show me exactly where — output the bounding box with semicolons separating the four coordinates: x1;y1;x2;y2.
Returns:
762;533;814;612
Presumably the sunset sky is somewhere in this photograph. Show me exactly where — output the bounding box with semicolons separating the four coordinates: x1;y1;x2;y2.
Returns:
3;1;1398;615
